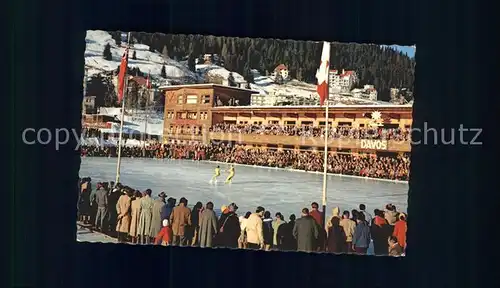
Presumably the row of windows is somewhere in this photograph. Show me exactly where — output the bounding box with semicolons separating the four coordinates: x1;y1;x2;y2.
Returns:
165;111;208;120
176;94;211;105
167;126;203;135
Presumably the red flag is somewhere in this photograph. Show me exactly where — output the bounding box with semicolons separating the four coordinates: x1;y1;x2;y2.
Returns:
315;42;331;106
145;73;151;89
117;48;129;103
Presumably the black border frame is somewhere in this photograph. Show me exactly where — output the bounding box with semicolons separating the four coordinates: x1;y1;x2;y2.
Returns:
9;0;492;287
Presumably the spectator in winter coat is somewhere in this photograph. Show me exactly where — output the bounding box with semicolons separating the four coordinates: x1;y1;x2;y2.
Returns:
245;206;265;250
198;202;218;248
169;197;192;246
128;190;142;244
384;204;398;226
92;184;108;232
137;189;155;244
352;213;371;254
107;186;121;233
309;202;323;227
262;211;274;251
310;202;326;251
149;192;167;242
238;211;252;249
388;235;404;256
370;209;392;255
326;207;341;229
161;198;176;223
115;189;132;243
351;209;360;222
293;208;319;252
327;217;346;253
190;201;203;246
272;212;286;248
277;214;297;251
154;219;172;246
393;212;407;248
359;204;372;226
216;203;241;248
339;210;356;253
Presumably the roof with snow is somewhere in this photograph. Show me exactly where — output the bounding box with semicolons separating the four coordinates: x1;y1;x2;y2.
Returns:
128;75;150;87
158;83;260;94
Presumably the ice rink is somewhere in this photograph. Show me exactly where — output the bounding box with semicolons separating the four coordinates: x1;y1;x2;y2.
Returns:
79;157;408;219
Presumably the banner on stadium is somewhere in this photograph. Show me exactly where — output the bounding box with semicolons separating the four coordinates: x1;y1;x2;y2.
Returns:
359;139;388;150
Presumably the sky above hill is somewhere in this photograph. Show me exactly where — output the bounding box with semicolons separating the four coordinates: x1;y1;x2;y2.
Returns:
389;45;415;58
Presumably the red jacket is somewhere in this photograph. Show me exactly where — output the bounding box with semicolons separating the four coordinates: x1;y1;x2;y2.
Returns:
310;210;322;226
393;220;407;248
373;215;387;227
155;226;172;245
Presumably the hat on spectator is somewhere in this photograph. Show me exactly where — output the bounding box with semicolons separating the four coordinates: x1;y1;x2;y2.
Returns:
221;205;228;212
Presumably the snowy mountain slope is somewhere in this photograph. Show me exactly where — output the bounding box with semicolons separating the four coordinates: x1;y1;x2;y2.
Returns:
195;66;383;105
85;30;389;105
85;30;199;83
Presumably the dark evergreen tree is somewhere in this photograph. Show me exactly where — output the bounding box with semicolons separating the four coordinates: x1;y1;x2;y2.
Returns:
161;65;167;78
103;43;112;61
113;32;122;46
162;45;169;58
227;72;236;87
187;54;196;72
129;33;415;101
132;50;137;60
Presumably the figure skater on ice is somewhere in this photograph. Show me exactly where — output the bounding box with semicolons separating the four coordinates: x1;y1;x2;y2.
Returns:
209;165;221;184
225;165;235;184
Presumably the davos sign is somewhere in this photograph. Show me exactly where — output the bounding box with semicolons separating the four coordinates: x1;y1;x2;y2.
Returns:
359;139;388;150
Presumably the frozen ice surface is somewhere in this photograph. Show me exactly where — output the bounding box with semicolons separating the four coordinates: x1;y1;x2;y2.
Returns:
80;157;408;219
77;226;117;243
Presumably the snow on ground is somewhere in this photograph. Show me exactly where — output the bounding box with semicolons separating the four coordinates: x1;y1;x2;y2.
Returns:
96;107;164;136
85;30;198;83
196;65;385;105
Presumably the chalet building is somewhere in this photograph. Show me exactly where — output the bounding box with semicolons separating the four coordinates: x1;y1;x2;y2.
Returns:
160;83;259;141
82;96;97;114
271;64;290;82
82;114;119;129
329;69;358;92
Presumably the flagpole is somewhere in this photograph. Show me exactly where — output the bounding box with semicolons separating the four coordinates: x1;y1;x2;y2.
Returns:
82;67;88;117
320;41;331;229
142;74;150;157
321;78;329;229
115;32;131;184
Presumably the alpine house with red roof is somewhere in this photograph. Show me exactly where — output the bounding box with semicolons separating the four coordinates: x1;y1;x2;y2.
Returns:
328;69;359;92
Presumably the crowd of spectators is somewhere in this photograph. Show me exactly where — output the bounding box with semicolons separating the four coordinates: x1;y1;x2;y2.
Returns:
78;178;407;256
210;123;410;141
81;143;410;181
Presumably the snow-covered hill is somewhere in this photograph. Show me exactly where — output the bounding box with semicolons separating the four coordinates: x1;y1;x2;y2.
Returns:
196;65;384;105
85;30;389;105
85;30;199;84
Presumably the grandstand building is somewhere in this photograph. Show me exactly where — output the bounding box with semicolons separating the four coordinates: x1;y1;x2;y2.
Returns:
159;84;412;153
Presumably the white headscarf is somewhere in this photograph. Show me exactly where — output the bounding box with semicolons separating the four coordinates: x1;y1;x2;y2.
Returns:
162;219;169;227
